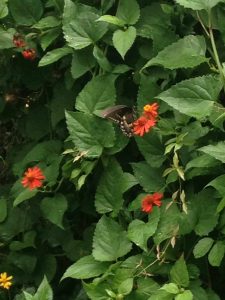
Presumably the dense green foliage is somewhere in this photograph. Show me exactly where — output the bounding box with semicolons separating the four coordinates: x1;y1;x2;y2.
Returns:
1;0;225;299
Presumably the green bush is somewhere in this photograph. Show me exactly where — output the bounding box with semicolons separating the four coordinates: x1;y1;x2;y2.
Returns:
1;0;225;299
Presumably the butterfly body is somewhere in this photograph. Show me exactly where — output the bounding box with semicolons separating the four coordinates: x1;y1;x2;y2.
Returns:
101;105;135;137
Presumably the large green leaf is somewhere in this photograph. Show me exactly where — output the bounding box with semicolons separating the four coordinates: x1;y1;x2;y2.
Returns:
206;174;225;196
193;238;214;258
65;111;115;158
170;256;189;288
131;162;165;193
208;241;225;266
199;141;225;163
127;208;160;251
175;0;225;11
113;26;136;59
92;215;132;261
95;159;137;214
143;35;208;70
62;255;110;280
0;0;8;19
75;75;116;115
38;47;73;67
9;0;43;25
157;75;222;119
33;276;53;300
63;0;108;50
41;194;68;229
116;0;140;25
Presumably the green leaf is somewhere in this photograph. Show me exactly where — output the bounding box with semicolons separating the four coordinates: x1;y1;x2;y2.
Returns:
0;28;14;49
175;0;225;11
206;174;225;196
208;241;225;266
132;162;165;193
92;215;132;261
154;202;180;245
75;75;116;115
32;16;61;29
83;281;110;300
142;35;208;70
116;0;140;25
161;283;179;294
0;0;8;19
193;190;219;236
199;141;225;163
95;159;137;214
175;290;193;300
9;0;43;25
66;111;115;158
41;194;68;229
193;238;214;258
0;197;7;222
127;208;160;251
135;130;166;168
118;278;133;295
170;256;189;288
10;231;36;251
93;46;112;72
62;255;110;280
14;189;38;207
40;28;61;51
157;75;222;119
97;15;125;27
71;48;96;79
33;276;53;300
113;26;136;59
63;0;108;50
38;47;72;67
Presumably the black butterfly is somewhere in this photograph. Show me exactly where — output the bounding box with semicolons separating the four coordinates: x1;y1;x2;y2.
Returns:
101;105;135;137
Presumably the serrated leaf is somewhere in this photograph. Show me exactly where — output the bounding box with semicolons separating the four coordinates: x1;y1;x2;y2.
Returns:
14;189;38;207
71;48;96;79
132;162;165;193
62;255;110;280
9;0;43;25
95;159;136;214
199;142;225;163
175;290;193;300
118;278;133;295
97;15;125;26
175;0;225;11
32;16;60;29
157;75;222;119
208;241;225;266
128;208;160;251
75;75;116;115
161;283;179;294
39;47;72;67
116;0;140;25
65;111;115;158
0;1;8;19
170;256;189;288
92;215;132;261
193;238;214;258
33;276;53;300
113;26;136;59
41;194;68;229
143;35;208;70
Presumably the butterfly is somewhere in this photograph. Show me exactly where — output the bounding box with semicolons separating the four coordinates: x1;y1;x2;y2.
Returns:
101;105;135;137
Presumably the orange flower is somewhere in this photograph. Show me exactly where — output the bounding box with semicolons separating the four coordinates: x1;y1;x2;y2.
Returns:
0;272;13;290
133;116;156;137
21;166;45;190
22;48;36;60
141;193;163;213
143;103;159;119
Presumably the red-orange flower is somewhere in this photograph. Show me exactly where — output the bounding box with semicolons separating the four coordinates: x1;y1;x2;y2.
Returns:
133;116;156;137
21;166;45;190
141;192;163;213
22;48;36;60
143;103;159;119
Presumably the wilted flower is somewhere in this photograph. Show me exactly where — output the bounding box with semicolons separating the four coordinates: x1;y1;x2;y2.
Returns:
141;192;163;213
22;48;36;60
21;166;45;190
0;272;13;290
13;34;26;48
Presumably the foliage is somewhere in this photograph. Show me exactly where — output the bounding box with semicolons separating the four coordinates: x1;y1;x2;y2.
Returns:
1;0;225;299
